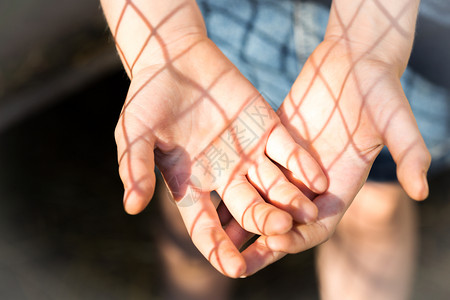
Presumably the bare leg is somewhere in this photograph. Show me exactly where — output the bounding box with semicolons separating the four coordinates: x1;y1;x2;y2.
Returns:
153;176;233;300
317;182;418;300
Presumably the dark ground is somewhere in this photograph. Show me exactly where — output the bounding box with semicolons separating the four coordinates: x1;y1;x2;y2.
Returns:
0;71;449;299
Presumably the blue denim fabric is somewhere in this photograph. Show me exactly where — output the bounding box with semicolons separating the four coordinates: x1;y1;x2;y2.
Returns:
197;0;450;181
197;0;299;107
420;0;450;26
292;1;450;180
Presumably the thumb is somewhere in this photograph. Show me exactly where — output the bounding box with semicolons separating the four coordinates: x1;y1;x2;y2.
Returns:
382;90;431;200
115;117;156;214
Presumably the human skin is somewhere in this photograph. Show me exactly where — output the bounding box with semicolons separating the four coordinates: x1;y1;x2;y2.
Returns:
100;0;327;278
237;0;431;275
316;182;417;300
101;0;430;278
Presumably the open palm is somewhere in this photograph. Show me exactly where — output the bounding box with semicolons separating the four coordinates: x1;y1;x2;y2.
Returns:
241;40;430;274
114;37;327;277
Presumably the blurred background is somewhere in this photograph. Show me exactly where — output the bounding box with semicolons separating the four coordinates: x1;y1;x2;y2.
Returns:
0;0;449;299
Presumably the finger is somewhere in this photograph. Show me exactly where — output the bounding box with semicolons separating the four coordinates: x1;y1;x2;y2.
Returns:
223;218;255;250
278;168;319;200
177;188;246;278
218;178;293;236
249;190;343;254
263;220;330;253
240;237;287;277
247;156;318;224
241;218;331;276
266;124;328;194
210;191;222;209
217;202;233;226
381;92;431;200
115;117;156;215
218;204;255;250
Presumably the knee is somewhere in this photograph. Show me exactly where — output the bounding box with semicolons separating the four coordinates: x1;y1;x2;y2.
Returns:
341;182;409;231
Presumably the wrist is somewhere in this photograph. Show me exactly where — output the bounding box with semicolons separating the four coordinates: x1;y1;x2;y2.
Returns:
325;0;420;74
102;0;207;78
308;38;402;86
130;31;208;77
321;35;407;76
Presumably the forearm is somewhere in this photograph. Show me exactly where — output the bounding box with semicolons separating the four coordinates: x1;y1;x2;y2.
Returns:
100;0;206;77
325;0;420;73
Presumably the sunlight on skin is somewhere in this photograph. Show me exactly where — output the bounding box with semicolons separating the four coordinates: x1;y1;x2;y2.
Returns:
101;0;327;277
102;0;431;279
239;0;430;276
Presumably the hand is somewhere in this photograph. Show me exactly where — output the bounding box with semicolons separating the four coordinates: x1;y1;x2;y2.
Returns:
239;38;431;275
102;0;327;277
114;36;327;277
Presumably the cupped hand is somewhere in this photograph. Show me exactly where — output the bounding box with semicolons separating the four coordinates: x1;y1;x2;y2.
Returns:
114;37;327;277
238;39;431;275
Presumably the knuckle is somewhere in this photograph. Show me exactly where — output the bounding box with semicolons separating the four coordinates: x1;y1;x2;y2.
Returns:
308;220;333;248
344;184;407;228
